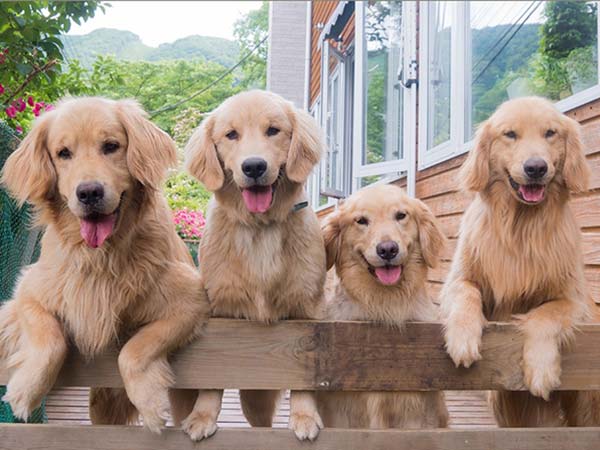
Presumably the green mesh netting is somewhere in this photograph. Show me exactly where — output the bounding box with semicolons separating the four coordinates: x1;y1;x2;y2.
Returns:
0;121;46;423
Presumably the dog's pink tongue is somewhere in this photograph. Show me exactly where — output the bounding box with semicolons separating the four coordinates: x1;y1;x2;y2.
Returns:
241;187;273;213
519;184;545;203
374;266;402;285
80;214;117;248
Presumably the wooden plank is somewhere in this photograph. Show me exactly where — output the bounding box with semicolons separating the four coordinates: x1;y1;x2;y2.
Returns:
586;154;600;190
435;213;462;239
423;190;473;218
3;320;600;391
567;97;600;123
1;425;600;450
581;120;600;156
415;166;460;200
583;233;600;265
584;267;600;303
573;194;600;229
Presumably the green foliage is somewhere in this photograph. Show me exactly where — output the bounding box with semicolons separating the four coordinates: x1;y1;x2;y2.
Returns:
59;55;239;138
233;1;268;89
0;1;102;130
164;172;211;212
540;1;597;59
61;29;239;68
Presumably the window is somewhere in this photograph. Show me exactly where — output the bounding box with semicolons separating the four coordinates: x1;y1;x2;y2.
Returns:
419;1;600;170
354;1;416;192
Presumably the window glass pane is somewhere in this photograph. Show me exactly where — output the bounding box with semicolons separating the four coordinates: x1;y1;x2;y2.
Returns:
427;2;452;150
364;0;404;165
469;1;599;138
359;171;404;188
323;66;344;193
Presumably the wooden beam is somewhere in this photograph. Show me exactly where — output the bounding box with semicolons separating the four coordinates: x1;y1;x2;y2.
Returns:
1;425;600;450
1;320;600;391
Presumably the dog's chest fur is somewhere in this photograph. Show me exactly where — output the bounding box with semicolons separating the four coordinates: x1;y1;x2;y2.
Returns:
465;198;581;319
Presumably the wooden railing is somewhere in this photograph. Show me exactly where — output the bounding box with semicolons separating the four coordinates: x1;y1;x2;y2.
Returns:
1;320;600;449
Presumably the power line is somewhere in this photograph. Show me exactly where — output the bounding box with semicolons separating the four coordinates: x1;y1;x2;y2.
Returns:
473;1;542;85
472;1;538;73
149;34;268;119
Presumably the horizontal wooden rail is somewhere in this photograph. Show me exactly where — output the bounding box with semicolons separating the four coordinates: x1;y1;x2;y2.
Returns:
2;320;600;391
1;425;600;450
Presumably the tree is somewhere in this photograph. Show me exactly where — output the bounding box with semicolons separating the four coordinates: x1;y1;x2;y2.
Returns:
540;1;597;59
0;1;103;131
233;1;268;89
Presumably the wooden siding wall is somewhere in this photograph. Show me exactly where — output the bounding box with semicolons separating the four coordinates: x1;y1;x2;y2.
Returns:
415;99;600;303
309;1;355;106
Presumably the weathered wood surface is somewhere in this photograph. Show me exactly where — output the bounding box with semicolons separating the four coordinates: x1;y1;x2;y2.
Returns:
2;320;600;391
1;425;600;450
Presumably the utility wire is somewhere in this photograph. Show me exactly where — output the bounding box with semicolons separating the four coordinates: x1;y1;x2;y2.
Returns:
149;34;268;118
472;1;538;73
473;1;542;85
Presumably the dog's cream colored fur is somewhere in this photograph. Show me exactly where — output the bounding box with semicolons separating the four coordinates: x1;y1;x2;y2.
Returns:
0;97;209;432
440;97;598;426
318;184;448;429
172;90;327;441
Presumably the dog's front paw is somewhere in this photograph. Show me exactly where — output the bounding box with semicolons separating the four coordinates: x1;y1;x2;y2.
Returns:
289;410;323;441
522;341;561;401
3;368;46;420
444;320;482;368
182;411;219;441
119;358;173;433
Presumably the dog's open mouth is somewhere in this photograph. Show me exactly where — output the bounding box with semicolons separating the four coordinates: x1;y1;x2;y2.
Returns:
241;184;275;214
79;194;124;248
362;254;403;285
508;174;546;204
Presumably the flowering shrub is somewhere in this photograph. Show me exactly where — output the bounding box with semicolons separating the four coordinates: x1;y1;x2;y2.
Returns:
173;208;206;240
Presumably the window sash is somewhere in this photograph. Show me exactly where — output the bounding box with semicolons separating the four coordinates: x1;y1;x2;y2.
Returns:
418;0;600;171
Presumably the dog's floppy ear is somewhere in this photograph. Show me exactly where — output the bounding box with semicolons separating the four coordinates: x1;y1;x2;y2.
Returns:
185;114;224;192
460;121;492;192
286;105;323;183
561;115;590;193
117;99;176;189
414;199;446;269
1;113;56;206
322;209;341;270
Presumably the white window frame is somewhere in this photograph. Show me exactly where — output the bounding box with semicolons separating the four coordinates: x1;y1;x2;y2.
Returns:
418;0;600;171
353;1;417;196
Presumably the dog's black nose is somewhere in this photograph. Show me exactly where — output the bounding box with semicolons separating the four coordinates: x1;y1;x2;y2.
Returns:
242;157;268;179
76;182;104;205
523;158;548;179
376;240;399;261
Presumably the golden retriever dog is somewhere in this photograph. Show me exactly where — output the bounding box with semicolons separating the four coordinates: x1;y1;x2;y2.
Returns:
318;184;448;429
441;96;598;426
171;90;326;441
0;97;209;432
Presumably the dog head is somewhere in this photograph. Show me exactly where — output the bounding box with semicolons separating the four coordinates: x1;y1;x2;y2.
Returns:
185;90;322;215
461;96;590;205
1;97;176;248
322;184;445;292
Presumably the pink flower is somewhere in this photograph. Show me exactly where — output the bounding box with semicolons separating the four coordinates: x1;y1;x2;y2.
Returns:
27;96;34;107
14;98;26;112
14;125;23;134
0;84;4;94
45;104;54;112
5;106;17;118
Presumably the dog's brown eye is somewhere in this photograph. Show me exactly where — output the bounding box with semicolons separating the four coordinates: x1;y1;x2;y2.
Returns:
545;129;556;138
266;126;280;137
57;148;72;159
504;131;517;139
102;141;119;154
395;211;407;221
356;216;369;226
226;130;238;140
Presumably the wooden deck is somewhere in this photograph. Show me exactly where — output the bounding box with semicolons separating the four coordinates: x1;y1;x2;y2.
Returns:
46;388;496;429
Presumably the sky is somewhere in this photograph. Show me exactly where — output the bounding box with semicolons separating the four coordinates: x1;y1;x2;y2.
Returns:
68;1;263;46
